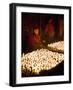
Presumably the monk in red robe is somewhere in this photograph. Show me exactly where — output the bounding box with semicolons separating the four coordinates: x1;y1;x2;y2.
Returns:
28;25;44;51
44;18;55;43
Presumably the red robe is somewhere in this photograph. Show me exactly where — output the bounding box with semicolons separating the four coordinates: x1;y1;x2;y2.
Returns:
45;21;55;40
28;34;43;50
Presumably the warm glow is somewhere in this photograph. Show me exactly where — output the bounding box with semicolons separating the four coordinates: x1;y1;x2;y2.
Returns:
21;41;64;75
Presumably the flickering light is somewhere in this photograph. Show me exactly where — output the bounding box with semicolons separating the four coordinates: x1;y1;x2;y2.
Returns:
48;41;64;53
21;47;64;75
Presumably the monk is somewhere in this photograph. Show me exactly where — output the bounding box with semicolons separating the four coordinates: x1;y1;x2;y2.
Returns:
28;25;44;51
44;18;55;43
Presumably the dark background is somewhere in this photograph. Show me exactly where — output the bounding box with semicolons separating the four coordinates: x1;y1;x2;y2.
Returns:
22;13;64;53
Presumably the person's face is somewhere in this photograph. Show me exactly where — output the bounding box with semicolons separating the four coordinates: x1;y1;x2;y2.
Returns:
34;29;39;35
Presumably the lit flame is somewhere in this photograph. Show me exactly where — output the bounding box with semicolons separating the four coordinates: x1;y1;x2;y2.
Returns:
21;44;64;75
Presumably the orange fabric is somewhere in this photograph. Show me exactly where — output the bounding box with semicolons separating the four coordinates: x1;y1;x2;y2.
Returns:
28;34;41;49
45;22;55;39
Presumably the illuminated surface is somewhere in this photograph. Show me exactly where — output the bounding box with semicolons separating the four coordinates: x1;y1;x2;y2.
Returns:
21;43;64;75
47;41;64;53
